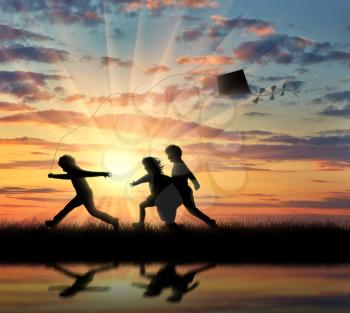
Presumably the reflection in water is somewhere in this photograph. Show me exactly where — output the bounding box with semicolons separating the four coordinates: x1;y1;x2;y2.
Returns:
133;263;215;303
48;263;117;298
2;264;350;312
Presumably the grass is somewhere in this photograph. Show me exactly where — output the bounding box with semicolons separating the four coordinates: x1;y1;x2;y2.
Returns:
1;220;350;264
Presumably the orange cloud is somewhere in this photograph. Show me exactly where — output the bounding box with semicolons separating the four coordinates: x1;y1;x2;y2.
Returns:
176;55;234;65
62;94;85;103
248;25;275;37
0;101;34;111
144;64;170;75
123;0;219;14
0;109;242;142
0;136;106;152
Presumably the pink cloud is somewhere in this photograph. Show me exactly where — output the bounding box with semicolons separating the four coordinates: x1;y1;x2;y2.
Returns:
176;54;234;65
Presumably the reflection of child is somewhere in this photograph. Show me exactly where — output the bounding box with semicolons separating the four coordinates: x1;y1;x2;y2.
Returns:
46;155;119;229
165;145;216;227
130;157;181;228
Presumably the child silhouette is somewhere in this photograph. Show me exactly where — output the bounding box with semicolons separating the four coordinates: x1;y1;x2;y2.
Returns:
46;155;119;229
130;157;181;228
165;145;216;227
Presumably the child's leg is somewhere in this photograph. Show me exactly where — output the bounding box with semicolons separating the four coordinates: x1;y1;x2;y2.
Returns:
84;197;118;226
51;196;82;225
181;189;215;225
138;197;156;224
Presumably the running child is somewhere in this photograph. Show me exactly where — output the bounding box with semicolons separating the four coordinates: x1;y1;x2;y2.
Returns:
130;157;181;228
46;155;119;229
165;145;216;227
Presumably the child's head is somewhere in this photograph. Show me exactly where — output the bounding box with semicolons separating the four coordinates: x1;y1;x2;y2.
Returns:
142;157;164;174
165;145;182;162
58;155;78;172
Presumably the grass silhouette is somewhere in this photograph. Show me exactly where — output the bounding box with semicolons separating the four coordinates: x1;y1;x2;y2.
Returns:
1;220;350;264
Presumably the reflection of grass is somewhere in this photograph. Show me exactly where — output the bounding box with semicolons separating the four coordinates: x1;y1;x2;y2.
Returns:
1;221;350;263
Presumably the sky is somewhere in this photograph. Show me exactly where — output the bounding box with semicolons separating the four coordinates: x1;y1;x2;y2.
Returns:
0;0;350;224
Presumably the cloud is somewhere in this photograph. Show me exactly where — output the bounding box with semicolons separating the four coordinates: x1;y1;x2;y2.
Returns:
144;64;170;75
202;194;350;210
316;161;350;171
300;50;350;66
0;70;66;101
50;9;103;26
319;129;350;136
0;0;104;26
234;34;312;64
0;24;53;42
0;159;52;169
184;136;350;163
262;133;350;146
62;94;85;103
0;136;106;152
233;34;348;67
181;14;204;22
295;67;309;74
0;44;69;63
259;75;296;82
176;54;234;65
0;109;87;126
0;186;60;195
0;82;52;101
325;90;350;102
100;56;133;67
261;134;303;144
120;0;219;16
244;112;271;117
319;104;350;118
112;27;124;37
176;25;205;42
241;193;276;197
0;70;65;85
210;15;275;37
311;90;350;105
285;80;305;92
0;101;35;112
0;109;246;143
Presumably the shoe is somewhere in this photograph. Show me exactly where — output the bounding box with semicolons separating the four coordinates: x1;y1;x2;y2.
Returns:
208;219;217;227
45;219;57;228
112;218;119;230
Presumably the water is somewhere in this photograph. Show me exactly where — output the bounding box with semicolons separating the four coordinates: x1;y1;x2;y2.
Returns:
1;263;350;313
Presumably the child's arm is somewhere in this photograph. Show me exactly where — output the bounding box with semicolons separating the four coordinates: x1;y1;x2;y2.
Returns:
71;169;110;178
187;171;200;190
48;173;71;180
130;175;150;187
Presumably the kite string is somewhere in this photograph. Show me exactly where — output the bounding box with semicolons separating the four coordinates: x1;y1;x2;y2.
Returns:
49;73;194;172
49;73;297;172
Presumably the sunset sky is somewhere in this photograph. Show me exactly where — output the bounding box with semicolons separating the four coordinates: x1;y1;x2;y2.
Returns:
1;0;350;224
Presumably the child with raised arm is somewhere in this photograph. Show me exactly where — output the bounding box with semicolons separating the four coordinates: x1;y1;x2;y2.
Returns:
130;157;181;228
46;155;119;229
165;145;216;227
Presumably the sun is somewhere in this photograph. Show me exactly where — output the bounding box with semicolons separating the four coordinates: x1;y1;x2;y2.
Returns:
101;147;143;181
